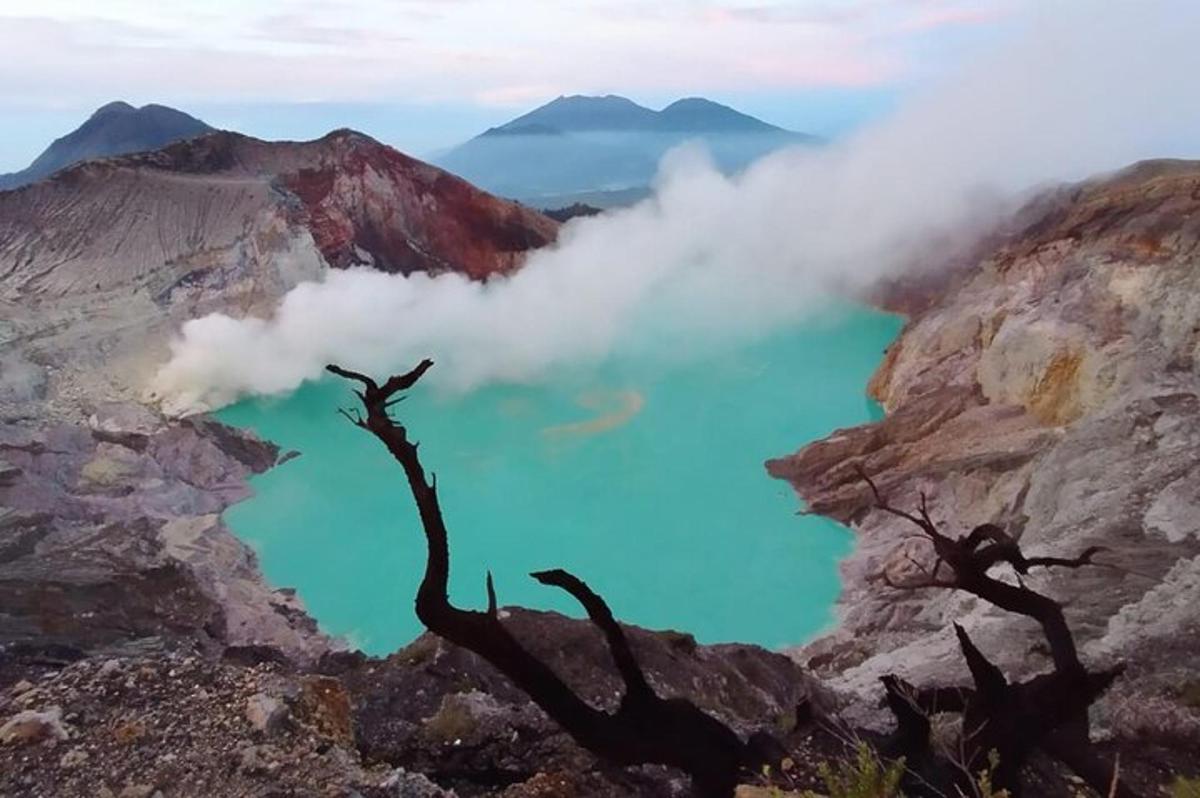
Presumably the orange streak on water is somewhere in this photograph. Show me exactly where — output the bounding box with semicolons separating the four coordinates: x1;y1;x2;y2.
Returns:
540;389;645;438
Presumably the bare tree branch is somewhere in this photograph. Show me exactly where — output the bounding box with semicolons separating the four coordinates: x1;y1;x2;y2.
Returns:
857;468;1137;797
327;361;773;797
531;568;653;702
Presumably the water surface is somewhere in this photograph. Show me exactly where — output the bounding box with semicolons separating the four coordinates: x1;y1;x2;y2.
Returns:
219;309;900;654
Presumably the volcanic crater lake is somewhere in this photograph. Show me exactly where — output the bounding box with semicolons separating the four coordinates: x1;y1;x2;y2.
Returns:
218;308;901;654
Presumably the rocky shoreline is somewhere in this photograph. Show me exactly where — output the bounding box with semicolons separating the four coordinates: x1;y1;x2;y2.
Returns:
0;402;325;659
0;393;843;796
771;160;1200;749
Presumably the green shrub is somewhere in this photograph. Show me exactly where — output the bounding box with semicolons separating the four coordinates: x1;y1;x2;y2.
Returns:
803;742;906;798
973;750;1011;798
1170;775;1200;798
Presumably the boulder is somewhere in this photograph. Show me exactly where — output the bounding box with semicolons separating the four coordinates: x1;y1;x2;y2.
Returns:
0;706;70;745
245;692;288;735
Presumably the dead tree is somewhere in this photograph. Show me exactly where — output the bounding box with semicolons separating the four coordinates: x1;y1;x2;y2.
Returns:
857;468;1134;798
327;360;776;798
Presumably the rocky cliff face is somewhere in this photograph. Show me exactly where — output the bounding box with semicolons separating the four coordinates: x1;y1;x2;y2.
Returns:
769;160;1200;745
0;404;323;658
1;129;556;294
0;128;559;653
0;129;557;420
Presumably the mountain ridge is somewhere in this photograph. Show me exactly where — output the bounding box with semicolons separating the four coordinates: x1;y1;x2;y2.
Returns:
0;101;214;190
437;94;816;204
0;126;558;418
484;94;788;136
1;127;558;297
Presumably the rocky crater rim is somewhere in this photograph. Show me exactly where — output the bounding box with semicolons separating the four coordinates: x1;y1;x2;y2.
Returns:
767;159;1200;748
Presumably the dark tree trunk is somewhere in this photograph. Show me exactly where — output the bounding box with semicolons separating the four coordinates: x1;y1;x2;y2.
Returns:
327;361;776;798
857;470;1137;798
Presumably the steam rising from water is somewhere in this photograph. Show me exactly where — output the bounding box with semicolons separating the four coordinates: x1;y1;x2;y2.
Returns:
154;2;1200;413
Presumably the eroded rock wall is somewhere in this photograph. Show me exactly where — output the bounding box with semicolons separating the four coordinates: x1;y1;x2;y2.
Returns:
770;160;1200;741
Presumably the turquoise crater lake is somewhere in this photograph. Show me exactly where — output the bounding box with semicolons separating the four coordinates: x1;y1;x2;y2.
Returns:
218;308;901;654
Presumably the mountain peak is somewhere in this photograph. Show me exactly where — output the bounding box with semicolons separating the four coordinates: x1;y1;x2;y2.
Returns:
497;94;659;133
549;94;641;106
91;101;137;118
439;94;812;201
0;128;558;300
0;102;214;191
657;97;781;132
320;127;376;144
484;94;788;137
662;96;718;109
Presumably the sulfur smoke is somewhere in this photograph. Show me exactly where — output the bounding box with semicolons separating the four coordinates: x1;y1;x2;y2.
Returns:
153;1;1200;413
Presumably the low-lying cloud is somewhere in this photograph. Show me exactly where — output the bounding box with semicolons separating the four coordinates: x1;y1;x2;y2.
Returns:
153;1;1200;413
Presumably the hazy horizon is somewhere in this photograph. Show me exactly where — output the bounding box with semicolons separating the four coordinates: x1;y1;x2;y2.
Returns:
0;0;1015;172
0;88;904;173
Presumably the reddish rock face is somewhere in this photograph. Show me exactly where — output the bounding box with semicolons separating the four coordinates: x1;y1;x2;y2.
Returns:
0;128;561;415
0;129;559;299
277;131;560;279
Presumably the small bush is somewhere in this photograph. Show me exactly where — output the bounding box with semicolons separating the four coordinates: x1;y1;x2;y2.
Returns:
803;742;906;798
1171;775;1200;798
973;751;1011;798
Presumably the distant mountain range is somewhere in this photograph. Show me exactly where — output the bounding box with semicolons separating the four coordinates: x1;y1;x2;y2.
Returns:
0;95;814;212
486;95;784;135
0;102;214;190
435;95;818;207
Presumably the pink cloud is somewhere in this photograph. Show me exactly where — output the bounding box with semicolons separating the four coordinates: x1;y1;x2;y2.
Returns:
900;4;1006;33
0;1;1012;106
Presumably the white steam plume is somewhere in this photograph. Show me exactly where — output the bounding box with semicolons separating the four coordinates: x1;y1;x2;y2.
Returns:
153;1;1200;413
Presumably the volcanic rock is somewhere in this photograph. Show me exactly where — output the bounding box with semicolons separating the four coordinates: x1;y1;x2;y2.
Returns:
0;411;324;659
0;706;70;745
0;620;826;797
244;692;288;735
770;159;1200;755
0;129;557;420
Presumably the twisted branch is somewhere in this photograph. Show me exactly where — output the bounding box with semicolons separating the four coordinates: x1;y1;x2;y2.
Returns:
857;469;1136;798
327;361;770;797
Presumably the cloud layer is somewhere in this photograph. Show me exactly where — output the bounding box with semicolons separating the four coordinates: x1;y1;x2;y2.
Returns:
0;0;1007;106
153;1;1200;413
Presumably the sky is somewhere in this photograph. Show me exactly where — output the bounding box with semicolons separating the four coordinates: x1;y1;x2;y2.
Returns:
0;0;1019;169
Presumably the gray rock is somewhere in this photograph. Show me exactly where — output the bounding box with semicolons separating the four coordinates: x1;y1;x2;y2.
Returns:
0;411;326;660
0;706;70;744
117;785;157;798
771;160;1200;736
245;692;288;735
0;354;47;404
380;768;456;797
59;747;89;768
88;401;162;450
340;610;824;785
